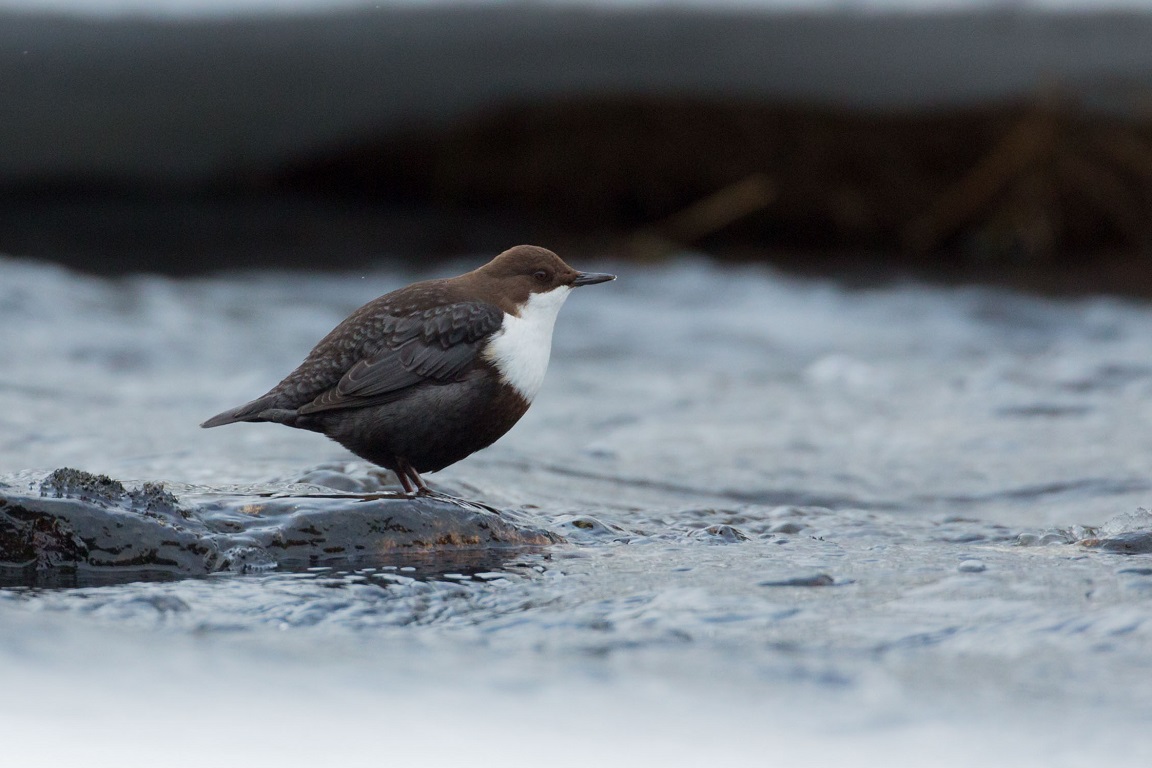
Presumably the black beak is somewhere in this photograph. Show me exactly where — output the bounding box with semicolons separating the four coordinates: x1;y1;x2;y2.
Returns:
573;271;616;286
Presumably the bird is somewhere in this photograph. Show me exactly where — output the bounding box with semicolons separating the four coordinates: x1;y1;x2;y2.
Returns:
201;245;616;494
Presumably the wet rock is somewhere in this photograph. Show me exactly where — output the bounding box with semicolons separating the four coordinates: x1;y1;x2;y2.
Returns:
957;560;987;573
0;468;560;583
1074;509;1152;554
1086;531;1152;555
551;515;630;542
39;468;185;518
38;468;127;504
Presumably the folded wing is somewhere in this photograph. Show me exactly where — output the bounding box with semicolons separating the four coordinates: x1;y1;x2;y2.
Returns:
298;301;503;415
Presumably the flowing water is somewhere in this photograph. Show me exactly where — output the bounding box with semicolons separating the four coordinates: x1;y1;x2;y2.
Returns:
3;254;1152;766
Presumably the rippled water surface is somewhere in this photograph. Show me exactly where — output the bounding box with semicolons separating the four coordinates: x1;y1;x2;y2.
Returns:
3;254;1152;766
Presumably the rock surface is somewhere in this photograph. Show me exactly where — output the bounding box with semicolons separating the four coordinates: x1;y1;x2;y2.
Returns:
0;468;558;583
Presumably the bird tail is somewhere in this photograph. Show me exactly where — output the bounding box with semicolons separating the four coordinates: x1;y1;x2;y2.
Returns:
200;395;285;428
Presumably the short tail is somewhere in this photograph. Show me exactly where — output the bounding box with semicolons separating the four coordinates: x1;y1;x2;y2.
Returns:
200;395;284;428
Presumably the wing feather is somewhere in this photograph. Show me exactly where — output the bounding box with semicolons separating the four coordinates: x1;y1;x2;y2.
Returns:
297;302;502;415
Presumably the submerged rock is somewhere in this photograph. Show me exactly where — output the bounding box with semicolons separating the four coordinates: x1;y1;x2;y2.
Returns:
1085;531;1152;555
0;468;560;583
688;524;751;544
1078;509;1152;554
758;573;837;587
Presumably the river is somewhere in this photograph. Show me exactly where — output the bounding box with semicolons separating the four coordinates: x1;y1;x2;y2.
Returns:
2;253;1151;766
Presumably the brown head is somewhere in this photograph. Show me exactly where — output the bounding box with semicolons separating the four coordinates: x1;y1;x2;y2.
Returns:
464;245;615;314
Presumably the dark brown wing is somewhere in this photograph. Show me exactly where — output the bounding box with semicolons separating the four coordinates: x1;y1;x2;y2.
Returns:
297;301;503;415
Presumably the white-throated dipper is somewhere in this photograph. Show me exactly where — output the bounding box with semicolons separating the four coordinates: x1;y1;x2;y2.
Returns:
201;245;615;494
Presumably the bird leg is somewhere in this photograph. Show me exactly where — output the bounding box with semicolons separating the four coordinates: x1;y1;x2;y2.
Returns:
395;458;430;496
391;460;502;512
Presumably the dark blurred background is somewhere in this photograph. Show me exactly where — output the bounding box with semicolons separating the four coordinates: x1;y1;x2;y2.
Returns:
5;1;1152;293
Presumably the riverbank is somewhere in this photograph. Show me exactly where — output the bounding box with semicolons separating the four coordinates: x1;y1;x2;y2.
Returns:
5;7;1152;287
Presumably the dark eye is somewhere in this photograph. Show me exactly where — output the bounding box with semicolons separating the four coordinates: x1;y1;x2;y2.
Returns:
533;270;550;283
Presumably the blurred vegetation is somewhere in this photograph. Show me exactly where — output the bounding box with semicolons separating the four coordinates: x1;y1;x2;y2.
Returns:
7;94;1152;294
273;95;1152;268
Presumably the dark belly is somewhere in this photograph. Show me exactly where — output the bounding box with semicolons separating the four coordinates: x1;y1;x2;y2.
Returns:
303;375;531;473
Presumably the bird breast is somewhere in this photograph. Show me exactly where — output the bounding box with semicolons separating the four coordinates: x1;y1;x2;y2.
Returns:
482;285;572;401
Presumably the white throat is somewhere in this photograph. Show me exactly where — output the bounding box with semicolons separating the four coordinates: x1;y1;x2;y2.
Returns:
483;285;572;400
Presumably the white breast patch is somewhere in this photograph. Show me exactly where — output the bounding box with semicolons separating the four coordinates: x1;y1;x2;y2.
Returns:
482;286;572;401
